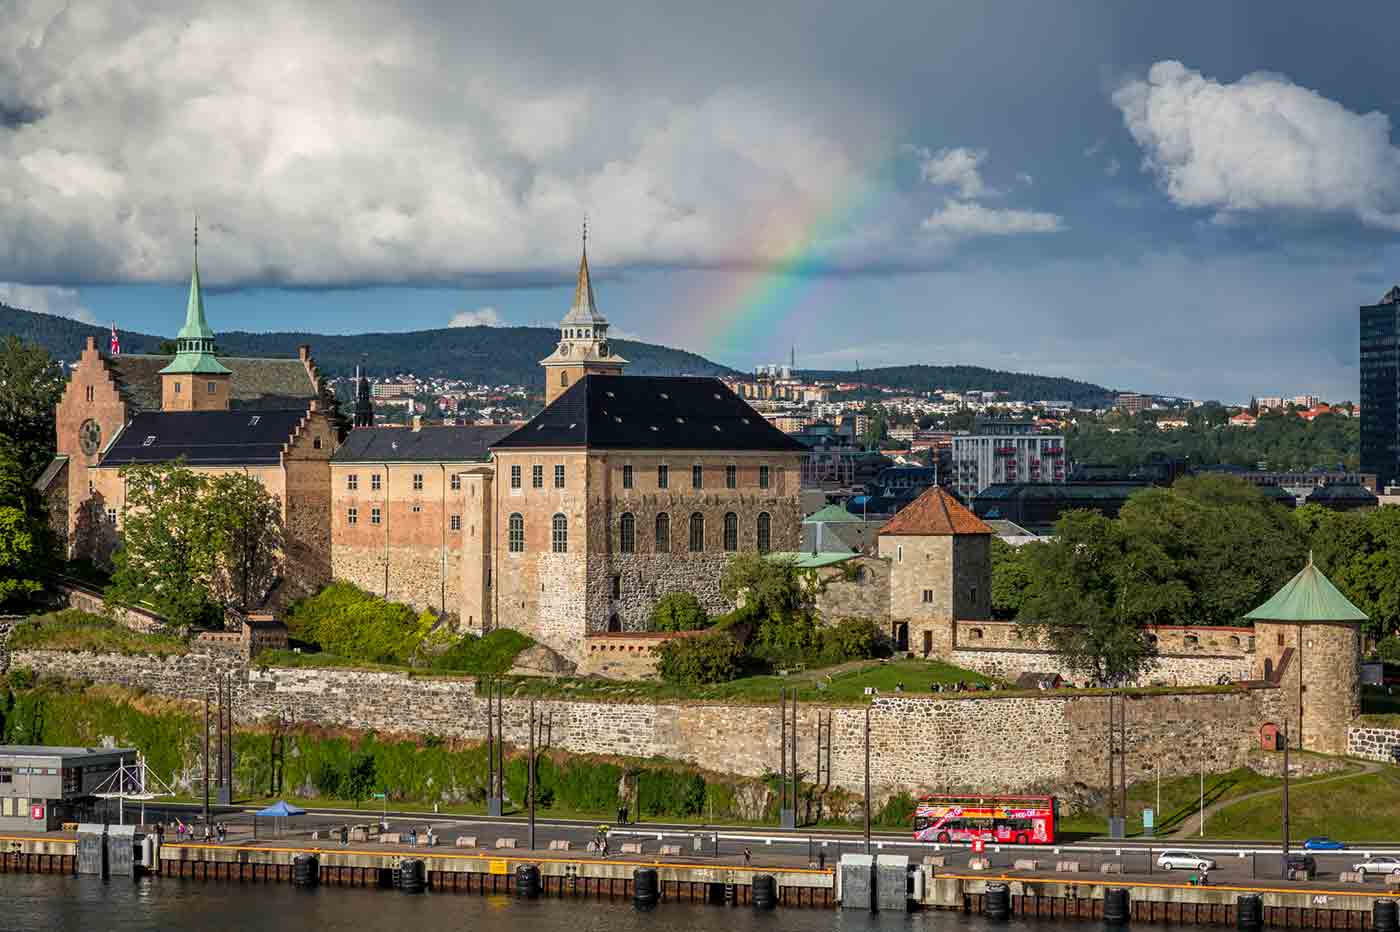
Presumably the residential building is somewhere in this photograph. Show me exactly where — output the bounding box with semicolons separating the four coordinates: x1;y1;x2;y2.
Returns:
1116;392;1151;413
1361;286;1400;489
951;419;1066;499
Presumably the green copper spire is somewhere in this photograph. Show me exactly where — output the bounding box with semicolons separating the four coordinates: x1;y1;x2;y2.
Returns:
160;218;231;375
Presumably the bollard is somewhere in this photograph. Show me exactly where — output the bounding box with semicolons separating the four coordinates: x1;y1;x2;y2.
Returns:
1237;894;1263;931
633;867;659;910
515;864;542;899
292;853;319;889
1375;900;1399;932
984;881;1011;920
397;858;426;894
752;874;777;910
1104;887;1130;925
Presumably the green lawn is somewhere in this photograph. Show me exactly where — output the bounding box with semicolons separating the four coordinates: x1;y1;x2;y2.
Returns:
1207;769;1400;841
10;610;188;657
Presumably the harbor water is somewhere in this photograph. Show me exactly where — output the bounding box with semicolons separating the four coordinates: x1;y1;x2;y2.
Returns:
0;872;1208;932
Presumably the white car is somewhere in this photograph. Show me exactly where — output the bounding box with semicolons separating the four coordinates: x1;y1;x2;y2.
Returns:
1353;856;1400;876
1157;851;1217;871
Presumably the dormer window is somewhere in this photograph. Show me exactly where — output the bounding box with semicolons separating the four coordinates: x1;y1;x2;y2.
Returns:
142;435;157;446
248;416;260;426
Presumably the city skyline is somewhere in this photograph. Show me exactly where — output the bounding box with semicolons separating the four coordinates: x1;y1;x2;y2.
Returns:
6;1;1400;402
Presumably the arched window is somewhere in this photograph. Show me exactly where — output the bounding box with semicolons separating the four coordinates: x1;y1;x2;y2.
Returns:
655;513;671;553
723;512;738;551
619;512;636;553
551;513;568;553
560;371;569;387
508;513;524;553
689;512;705;552
756;512;771;553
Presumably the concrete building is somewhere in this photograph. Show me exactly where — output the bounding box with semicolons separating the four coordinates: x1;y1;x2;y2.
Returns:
951;420;1065;499
1361;286;1400;490
0;746;136;832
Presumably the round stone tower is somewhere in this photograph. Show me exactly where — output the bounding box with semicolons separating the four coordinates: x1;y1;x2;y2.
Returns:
1245;556;1366;755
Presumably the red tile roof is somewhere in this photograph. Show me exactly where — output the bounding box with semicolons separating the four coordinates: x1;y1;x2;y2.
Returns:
877;486;993;537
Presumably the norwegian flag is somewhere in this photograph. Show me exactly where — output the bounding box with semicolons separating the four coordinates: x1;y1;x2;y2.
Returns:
109;323;120;356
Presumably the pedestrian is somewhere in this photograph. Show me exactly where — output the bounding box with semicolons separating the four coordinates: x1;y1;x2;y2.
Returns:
743;846;752;866
617;803;628;826
409;827;418;846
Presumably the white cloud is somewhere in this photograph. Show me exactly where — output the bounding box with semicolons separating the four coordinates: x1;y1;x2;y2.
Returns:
0;283;96;323
920;200;1063;238
916;146;995;198
1112;60;1400;228
0;1;896;287
449;306;505;328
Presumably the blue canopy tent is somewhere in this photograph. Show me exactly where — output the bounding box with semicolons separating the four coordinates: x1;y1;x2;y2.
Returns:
253;800;306;839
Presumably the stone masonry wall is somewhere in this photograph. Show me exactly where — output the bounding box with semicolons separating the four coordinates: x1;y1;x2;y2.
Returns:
1348;726;1400;762
10;648;1277;797
809;556;890;624
949;648;1252;687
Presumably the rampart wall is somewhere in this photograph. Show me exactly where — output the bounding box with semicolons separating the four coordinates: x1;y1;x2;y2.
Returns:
8;648;1279;797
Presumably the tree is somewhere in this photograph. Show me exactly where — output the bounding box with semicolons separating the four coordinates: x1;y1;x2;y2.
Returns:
205;472;283;611
720;552;808;621
656;630;746;685
0;437;45;608
0;336;64;482
651;591;708;632
344;752;379;804
990;537;1033;618
1017;510;1161;685
1306;506;1400;640
105;462;221;628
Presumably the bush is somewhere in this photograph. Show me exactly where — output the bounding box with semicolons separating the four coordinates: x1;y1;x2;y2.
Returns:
637;770;706;818
874;791;917;828
430;629;535;674
651;592;709;632
285;582;437;665
656;631;745;685
818;618;882;664
6;667;35;691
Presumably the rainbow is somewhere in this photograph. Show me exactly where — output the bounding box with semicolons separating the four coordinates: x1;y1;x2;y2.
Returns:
672;154;899;366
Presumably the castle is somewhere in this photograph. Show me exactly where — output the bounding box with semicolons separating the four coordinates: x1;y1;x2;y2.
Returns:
40;237;814;662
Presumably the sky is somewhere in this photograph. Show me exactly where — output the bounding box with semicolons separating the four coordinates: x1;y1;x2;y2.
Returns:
6;1;1400;402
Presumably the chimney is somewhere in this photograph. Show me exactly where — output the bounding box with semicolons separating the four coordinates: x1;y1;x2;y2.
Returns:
85;336;97;353
412;415;422;432
297;344;311;361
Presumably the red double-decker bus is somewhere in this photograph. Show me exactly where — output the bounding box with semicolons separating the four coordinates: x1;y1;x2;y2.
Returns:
912;794;1057;845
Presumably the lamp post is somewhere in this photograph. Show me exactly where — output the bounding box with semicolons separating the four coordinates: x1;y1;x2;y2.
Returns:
1199;746;1205;838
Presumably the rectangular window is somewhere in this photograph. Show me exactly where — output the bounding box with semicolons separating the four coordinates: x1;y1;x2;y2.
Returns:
412;502;421;513
450;474;461;491
371;507;381;525
922;589;933;603
759;465;770;489
532;464;544;489
347;474;358;491
450;514;461;531
174;382;182;394
508;514;524;552
348;507;358;525
725;464;737;489
551;515;568;553
510;465;522;489
86;385;94;403
622;464;633;489
657;464;669;489
371;474;381;491
207;381;217;394
692;464;703;489
554;464;565;489
105;508;117;525
412;473;423;491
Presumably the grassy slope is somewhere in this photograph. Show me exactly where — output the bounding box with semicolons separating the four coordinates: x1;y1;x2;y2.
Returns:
1206;769;1399;841
9;610;188;657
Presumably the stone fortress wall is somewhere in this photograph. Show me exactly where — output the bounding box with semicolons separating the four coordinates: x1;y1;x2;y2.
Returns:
8;647;1288;796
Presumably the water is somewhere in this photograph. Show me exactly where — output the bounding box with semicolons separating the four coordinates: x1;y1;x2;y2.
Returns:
0;873;1206;932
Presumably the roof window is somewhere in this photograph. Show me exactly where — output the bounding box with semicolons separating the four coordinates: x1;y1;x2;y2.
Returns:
675;417;685;424
614;416;622;423
568;423;577;429
650;426;659;432
660;393;669;400
712;425;722;432
248;415;260;426
606;391;615;397
713;393;722;400
142;436;157;446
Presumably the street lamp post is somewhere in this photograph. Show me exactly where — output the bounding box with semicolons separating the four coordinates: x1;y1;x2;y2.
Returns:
1199;747;1205;838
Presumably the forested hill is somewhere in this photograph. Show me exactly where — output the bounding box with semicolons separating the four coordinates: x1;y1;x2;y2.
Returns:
801;364;1114;407
0;304;735;384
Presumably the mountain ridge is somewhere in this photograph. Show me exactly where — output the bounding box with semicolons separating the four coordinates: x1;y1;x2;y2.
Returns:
2;303;1114;403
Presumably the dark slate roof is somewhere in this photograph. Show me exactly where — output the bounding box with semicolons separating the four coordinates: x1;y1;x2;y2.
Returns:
332;425;515;463
1305;483;1378;504
107;354;318;412
492;375;808;452
99;410;306;467
32;455;68;493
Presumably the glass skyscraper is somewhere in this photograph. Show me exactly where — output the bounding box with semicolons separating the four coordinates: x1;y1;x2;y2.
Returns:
1360;287;1400;491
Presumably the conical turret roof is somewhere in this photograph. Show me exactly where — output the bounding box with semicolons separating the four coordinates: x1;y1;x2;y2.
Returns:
160;229;231;376
561;246;607;326
1244;556;1367;624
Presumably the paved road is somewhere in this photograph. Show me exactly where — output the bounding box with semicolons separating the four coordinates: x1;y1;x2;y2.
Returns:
112;800;1398;886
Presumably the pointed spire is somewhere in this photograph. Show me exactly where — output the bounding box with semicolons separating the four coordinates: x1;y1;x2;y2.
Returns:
563;217;605;324
179;215;215;341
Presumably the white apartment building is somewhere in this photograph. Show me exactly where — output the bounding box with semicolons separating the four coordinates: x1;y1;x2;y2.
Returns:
952;427;1067;499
